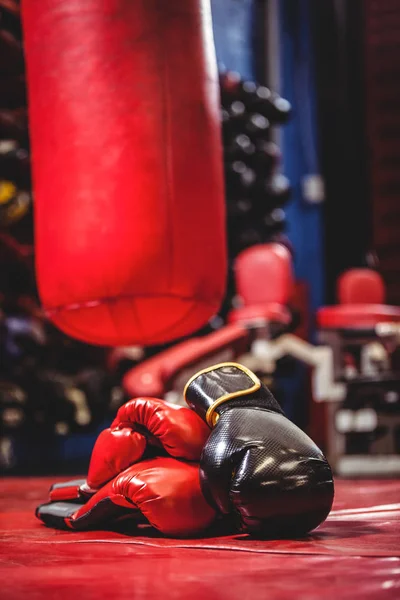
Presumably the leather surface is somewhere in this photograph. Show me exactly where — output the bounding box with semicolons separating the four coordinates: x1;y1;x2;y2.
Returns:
185;364;334;535
185;363;283;420
200;408;333;535
36;457;216;537
1;477;399;599
21;0;226;346
111;397;210;463
49;397;211;498
49;480;87;502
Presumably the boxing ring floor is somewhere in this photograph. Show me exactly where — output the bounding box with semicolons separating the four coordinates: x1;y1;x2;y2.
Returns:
1;478;399;599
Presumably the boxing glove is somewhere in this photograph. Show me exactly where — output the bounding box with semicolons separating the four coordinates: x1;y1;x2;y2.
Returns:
48;397;210;502
36;457;216;537
184;362;334;537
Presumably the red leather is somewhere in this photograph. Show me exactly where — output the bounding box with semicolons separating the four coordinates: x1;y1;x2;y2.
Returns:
50;457;216;537
21;0;226;346
71;428;146;493
317;304;400;329
49;482;87;502
338;269;386;305
70;397;211;492
111;397;210;460
228;302;291;325
123;324;249;398
227;243;294;326
4;477;400;600
234;243;294;306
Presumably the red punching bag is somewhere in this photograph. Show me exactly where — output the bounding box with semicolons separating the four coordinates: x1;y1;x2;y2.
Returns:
21;0;226;346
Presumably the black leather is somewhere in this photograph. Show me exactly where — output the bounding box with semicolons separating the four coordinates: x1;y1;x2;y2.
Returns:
35;502;84;530
185;364;334;537
36;499;140;530
186;364;284;420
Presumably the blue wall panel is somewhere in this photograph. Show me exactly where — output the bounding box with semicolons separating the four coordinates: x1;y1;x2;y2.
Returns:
280;0;325;323
211;0;256;79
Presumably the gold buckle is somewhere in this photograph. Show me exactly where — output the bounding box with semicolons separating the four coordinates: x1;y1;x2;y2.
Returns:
183;362;261;427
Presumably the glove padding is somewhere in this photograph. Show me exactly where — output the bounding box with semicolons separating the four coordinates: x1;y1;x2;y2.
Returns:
36;457;216;537
184;362;334;537
49;397;210;502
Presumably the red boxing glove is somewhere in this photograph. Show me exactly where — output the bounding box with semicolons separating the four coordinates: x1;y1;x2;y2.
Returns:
36;457;216;537
49;398;210;501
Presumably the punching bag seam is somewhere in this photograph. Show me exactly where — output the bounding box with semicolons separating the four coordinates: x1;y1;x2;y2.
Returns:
43;293;219;315
47;297;216;346
145;297;199;341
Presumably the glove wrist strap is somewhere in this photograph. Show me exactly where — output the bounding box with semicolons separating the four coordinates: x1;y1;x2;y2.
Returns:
184;362;261;427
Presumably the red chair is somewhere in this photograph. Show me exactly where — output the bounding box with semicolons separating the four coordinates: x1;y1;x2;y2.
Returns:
338;268;385;305
316;268;400;476
228;243;293;327
317;269;400;330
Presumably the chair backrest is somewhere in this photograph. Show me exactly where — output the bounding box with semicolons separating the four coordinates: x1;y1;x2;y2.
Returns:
337;269;386;305
234;243;294;306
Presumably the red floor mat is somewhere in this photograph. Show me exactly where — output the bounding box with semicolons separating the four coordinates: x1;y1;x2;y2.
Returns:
1;477;400;599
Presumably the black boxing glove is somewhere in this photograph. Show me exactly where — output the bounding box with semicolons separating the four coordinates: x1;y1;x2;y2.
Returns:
184;362;334;537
